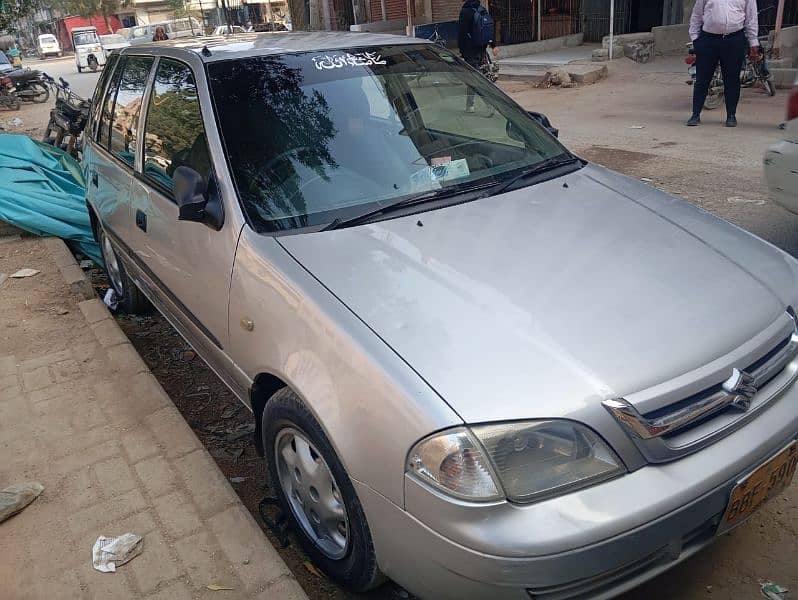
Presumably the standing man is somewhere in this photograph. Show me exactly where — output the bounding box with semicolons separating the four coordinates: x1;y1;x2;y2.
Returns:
687;0;759;127
458;0;495;113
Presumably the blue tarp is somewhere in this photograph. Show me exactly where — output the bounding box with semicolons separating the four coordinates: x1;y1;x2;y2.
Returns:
0;134;102;265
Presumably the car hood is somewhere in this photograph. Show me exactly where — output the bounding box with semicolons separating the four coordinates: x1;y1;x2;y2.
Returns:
279;164;798;423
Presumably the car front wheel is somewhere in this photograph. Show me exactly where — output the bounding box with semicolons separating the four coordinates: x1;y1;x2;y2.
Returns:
263;388;383;592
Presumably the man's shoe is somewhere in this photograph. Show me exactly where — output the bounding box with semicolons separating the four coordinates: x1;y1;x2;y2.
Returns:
686;114;701;126
725;115;737;127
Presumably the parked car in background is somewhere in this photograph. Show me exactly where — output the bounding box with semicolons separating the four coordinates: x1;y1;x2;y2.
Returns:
84;34;798;600
36;33;62;59
210;25;246;35
0;51;14;74
765;73;798;214
100;34;131;54
126;17;202;45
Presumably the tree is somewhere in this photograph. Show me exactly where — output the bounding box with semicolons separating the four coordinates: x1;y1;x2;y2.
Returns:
0;0;38;33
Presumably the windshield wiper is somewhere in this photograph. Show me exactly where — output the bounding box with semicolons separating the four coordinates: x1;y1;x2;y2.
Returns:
321;183;492;231
478;154;581;201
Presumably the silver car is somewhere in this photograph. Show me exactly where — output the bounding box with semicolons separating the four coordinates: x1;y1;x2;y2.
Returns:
84;33;798;599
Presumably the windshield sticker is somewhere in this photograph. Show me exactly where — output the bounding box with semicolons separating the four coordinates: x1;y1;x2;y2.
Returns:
311;52;387;70
410;159;470;191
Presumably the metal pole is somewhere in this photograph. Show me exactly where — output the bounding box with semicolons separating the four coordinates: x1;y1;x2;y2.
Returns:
266;0;273;25
536;0;541;41
406;0;413;36
608;0;614;60
774;0;786;59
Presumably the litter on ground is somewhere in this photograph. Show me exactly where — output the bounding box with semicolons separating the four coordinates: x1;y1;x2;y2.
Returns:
0;481;44;523
9;268;39;278
91;533;144;572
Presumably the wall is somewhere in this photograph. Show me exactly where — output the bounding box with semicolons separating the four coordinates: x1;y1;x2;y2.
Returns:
652;22;690;54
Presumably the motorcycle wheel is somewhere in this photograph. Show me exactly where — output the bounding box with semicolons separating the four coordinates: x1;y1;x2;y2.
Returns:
763;78;776;97
704;89;724;110
30;81;49;103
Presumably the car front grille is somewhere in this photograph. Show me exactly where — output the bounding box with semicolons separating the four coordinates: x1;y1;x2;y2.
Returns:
603;309;798;463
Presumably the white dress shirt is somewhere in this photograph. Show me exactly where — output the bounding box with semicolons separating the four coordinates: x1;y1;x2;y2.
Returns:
689;0;759;46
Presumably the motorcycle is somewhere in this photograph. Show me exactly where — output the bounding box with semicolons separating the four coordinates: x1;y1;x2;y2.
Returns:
41;74;90;159
8;68;50;103
686;42;775;110
0;75;21;111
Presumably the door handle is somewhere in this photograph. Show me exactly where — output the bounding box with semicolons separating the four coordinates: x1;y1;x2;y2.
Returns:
91;171;98;187
135;209;147;232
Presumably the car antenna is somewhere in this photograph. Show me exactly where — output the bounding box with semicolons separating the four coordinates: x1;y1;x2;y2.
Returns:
201;46;212;57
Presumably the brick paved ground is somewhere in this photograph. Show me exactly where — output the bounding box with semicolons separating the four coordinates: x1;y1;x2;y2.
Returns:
0;234;307;600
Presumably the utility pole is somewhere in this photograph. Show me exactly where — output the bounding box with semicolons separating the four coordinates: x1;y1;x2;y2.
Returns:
220;0;232;32
774;0;786;59
608;0;615;60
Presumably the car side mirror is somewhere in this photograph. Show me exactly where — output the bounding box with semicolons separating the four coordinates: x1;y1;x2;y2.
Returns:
173;166;223;230
528;111;559;138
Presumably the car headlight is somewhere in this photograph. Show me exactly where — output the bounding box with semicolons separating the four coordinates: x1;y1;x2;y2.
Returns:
407;420;623;503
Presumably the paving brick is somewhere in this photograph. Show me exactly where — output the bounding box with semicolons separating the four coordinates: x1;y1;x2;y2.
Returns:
174;450;238;517
0;374;19;392
67;489;148;536
135;454;178;499
82;567;136;600
209;505;291;591
147;581;195;600
21;365;53;392
0;383;21;402
59;466;100;511
29;382;75;404
79;298;111;324
91;318;129;348
0;391;30;423
154;491;203;540
20;567;81;600
121;424;161;463
103;373;170;423
174;531;241;591
127;530;183;595
49;424;119;458
19;348;72;371
50;358;83;384
60;263;94;299
254;576;308;600
0;354;16;376
94;456;138;497
146;405;201;458
106;343;149;377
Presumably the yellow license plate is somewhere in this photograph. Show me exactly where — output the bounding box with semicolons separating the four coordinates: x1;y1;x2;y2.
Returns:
721;441;798;530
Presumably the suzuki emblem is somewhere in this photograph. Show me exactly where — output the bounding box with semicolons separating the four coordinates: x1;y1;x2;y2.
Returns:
722;368;757;411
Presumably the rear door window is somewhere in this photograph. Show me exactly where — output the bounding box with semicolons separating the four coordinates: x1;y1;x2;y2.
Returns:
96;56;126;150
90;52;120;140
142;58;210;196
109;56;155;168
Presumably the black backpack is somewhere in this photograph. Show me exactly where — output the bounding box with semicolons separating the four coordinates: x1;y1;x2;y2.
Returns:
470;5;494;48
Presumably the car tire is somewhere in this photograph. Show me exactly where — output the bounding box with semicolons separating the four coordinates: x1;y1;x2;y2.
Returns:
77;65;82;73
98;227;151;314
262;388;384;592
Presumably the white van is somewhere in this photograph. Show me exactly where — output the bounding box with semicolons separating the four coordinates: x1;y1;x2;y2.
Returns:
37;33;62;59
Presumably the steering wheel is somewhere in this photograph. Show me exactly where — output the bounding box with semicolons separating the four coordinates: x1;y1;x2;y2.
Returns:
263;146;313;172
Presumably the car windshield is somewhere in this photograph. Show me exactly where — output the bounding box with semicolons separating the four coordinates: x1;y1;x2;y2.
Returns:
207;44;568;233
0;53;9;65
74;32;99;45
101;35;125;44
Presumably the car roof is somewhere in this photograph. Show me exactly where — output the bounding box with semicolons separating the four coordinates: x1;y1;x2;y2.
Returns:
119;31;428;63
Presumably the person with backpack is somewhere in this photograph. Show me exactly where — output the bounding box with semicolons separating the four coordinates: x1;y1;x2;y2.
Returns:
458;0;496;112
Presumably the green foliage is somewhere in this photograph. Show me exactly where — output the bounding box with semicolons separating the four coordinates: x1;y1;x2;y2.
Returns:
0;0;38;33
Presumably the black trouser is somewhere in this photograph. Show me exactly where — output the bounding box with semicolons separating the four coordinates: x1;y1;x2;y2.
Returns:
692;29;747;117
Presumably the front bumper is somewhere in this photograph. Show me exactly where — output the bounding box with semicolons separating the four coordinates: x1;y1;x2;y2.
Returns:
357;380;798;599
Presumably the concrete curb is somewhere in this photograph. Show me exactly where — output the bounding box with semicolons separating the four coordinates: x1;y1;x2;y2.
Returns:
41;237;95;300
44;235;309;600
